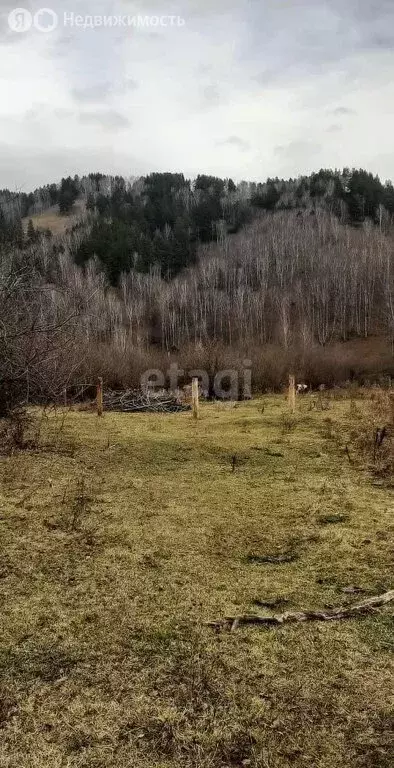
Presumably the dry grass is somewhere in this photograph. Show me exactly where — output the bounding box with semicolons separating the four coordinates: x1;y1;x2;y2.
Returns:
346;390;394;482
22;200;86;236
0;395;393;767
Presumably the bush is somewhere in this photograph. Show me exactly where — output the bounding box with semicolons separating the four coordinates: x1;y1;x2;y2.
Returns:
349;391;394;480
0;408;36;454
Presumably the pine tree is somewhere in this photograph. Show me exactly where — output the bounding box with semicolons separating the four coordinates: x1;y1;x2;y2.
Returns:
59;177;79;214
27;219;37;243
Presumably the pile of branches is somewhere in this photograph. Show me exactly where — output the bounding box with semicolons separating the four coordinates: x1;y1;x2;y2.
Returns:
103;389;191;413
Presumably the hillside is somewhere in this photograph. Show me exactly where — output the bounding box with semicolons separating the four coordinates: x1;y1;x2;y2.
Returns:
0;168;393;408
2;167;394;283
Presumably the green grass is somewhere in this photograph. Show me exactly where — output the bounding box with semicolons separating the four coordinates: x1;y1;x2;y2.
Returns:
0;396;393;767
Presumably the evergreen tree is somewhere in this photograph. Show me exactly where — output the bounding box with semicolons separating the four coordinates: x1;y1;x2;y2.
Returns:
59;176;79;214
27;218;38;243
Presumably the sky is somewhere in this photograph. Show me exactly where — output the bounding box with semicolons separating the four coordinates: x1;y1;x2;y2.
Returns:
1;0;394;191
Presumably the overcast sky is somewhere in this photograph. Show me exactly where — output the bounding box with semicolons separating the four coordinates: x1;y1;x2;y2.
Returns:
1;0;394;191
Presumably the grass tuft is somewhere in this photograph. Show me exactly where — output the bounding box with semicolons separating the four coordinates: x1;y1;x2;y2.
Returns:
317;513;350;525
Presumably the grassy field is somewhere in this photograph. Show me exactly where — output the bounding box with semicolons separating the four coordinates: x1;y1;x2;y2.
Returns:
22;200;86;236
0;396;393;767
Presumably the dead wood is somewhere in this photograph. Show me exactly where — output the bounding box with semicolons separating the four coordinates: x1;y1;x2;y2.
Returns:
103;389;191;414
245;552;298;565
206;590;394;630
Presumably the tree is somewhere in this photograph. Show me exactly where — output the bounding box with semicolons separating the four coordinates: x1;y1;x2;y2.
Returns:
27;219;39;244
344;170;384;223
0;247;88;414
59;176;79;214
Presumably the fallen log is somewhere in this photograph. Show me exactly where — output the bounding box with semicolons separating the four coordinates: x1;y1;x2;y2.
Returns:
206;590;394;631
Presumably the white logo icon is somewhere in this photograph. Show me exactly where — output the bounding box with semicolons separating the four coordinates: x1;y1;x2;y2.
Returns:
8;7;32;32
8;7;58;33
34;8;58;32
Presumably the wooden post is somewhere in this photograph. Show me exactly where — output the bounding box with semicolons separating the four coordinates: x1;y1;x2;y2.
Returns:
192;377;199;420
97;377;103;417
288;374;296;414
63;388;67;408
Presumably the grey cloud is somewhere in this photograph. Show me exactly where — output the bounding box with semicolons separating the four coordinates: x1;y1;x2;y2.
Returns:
245;0;394;86
327;3;394;54
72;79;138;104
332;107;355;116
78;110;131;131
203;84;221;105
72;83;113;103
272;139;324;177
121;78;138;91
274;141;321;160
48;34;75;59
327;124;342;133
319;1;394;31
23;104;74;122
218;136;250;151
0;30;25;46
368;32;394;49
0;142;143;190
254;69;281;87
53;108;74;119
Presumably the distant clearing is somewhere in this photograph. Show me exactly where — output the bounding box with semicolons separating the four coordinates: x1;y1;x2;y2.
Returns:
22;199;86;235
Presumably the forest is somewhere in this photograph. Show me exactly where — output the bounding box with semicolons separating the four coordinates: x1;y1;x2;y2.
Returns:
0;167;393;410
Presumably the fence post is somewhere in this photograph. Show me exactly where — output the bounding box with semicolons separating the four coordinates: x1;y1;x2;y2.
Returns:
97;377;103;417
192;377;199;420
288;374;296;414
